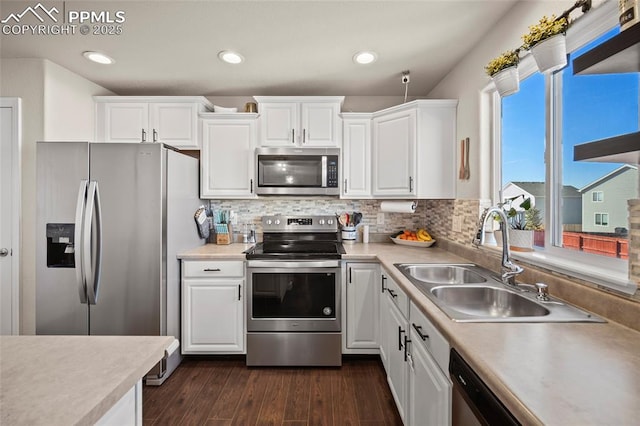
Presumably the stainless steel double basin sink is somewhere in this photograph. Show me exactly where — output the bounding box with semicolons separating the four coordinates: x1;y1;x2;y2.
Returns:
394;263;604;323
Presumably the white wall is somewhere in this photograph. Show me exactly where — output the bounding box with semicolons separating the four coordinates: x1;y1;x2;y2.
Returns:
427;0;576;200
207;95;425;113
0;59;112;334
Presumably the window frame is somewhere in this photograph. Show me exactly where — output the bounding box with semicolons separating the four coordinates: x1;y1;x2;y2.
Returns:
489;1;637;295
592;191;604;202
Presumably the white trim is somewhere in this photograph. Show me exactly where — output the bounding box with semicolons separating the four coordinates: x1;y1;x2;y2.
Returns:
0;97;21;335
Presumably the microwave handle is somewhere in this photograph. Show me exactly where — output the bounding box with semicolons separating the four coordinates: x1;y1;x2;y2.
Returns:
322;156;327;188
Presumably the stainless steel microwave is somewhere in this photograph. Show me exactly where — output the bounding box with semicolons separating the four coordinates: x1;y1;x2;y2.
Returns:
255;147;340;196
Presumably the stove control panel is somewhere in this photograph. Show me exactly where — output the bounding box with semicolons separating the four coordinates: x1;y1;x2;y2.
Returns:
262;215;338;233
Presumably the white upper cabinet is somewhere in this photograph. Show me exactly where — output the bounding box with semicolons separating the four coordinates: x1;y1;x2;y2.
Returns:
200;114;258;199
254;96;344;147
95;96;212;149
371;100;457;199
341;113;372;198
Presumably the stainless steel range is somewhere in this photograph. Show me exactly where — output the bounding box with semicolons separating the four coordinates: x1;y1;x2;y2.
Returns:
244;215;345;366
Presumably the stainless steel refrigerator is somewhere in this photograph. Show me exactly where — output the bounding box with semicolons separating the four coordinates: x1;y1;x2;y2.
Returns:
36;141;202;384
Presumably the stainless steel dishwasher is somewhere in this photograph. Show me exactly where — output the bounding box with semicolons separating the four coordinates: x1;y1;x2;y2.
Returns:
449;349;520;426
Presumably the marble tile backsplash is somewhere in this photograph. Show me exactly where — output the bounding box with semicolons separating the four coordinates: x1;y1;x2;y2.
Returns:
208;199;430;234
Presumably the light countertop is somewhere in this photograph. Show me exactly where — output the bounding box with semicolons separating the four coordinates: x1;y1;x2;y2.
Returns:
0;335;175;426
177;242;640;425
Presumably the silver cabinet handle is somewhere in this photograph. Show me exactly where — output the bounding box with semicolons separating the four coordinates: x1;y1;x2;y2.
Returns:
381;275;387;293
291;129;295;144
409;176;414;192
303;128;306;144
238;284;241;301
0;248;8;257
203;268;221;272
153;129;158;143
142;129;147;142
343;179;347;194
250;179;253;193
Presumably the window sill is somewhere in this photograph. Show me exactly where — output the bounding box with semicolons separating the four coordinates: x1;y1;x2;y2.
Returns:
482;243;636;296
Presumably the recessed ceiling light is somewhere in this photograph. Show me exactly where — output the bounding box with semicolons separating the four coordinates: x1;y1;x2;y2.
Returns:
218;50;244;64
353;51;377;65
82;51;114;65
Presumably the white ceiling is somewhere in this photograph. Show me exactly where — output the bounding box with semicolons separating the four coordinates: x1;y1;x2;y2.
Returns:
0;0;519;96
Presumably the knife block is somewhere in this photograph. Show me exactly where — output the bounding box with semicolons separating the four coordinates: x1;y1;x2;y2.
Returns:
214;223;232;245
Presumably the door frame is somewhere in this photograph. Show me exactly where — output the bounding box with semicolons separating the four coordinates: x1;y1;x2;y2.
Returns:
1;97;22;334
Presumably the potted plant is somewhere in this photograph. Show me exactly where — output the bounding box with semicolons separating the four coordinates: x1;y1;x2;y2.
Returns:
522;15;569;73
493;195;541;252
485;49;520;97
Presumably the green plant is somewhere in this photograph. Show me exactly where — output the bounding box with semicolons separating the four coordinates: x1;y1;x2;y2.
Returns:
485;50;520;77
522;15;568;50
524;207;543;231
495;195;533;230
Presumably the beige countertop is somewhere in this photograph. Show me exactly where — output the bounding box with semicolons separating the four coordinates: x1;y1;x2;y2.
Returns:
178;242;640;425
0;335;175;426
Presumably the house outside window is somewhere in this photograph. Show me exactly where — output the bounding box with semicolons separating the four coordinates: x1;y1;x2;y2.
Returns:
496;2;638;293
595;213;609;227
592;191;603;202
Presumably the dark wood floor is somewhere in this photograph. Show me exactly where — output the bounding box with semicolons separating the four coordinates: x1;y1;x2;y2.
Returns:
143;356;403;425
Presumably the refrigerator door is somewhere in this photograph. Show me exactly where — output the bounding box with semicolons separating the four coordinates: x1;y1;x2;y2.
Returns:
88;143;163;336
36;142;90;335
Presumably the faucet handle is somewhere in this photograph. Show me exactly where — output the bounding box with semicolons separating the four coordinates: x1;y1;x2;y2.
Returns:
535;283;550;301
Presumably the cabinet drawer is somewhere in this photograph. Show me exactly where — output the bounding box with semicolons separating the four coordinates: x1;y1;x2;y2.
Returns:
384;271;409;318
409;300;449;374
183;260;244;278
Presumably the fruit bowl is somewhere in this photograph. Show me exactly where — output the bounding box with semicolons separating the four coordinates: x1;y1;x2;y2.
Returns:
390;236;436;247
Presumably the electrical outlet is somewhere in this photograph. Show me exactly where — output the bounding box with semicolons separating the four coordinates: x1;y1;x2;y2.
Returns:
377;212;385;225
452;216;462;233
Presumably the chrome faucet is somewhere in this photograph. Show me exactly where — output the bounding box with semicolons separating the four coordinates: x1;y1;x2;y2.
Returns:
472;207;524;287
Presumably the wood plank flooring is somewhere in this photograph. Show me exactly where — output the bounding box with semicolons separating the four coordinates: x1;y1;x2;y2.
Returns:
143;356;402;426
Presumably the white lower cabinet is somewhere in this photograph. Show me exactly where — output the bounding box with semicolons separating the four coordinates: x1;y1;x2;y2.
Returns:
344;262;380;352
378;268;452;425
407;301;452;426
96;380;142;426
181;260;245;354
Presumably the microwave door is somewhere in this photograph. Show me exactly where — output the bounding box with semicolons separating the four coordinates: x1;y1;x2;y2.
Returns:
260;158;323;187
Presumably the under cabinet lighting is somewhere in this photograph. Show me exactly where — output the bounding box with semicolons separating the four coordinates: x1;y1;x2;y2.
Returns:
82;51;114;65
218;50;244;64
353;51;377;65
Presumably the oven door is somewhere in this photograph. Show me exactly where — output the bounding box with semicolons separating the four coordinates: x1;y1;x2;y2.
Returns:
246;260;341;332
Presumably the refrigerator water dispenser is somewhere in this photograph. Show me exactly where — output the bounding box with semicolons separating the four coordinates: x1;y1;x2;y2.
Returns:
46;223;75;268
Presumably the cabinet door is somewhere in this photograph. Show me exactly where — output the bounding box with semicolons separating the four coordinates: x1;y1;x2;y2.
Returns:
342;118;371;198
182;279;244;353
372;109;416;197
259;102;298;146
346;263;379;349
201;118;256;198
408;328;452;426
386;297;409;423
301;102;340;147
98;103;149;143
149;103;199;149
379;273;390;370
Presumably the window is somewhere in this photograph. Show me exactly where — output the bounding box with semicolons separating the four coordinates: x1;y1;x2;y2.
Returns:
595;213;609;226
496;3;638;293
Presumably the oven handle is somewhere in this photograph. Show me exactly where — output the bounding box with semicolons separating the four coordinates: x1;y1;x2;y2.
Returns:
246;260;340;268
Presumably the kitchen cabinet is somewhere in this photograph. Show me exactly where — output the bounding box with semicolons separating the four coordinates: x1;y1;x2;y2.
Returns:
181;260;245;354
344;262;379;353
380;269;410;423
341;113;372;198
254;96;344;147
371;100;457;198
572;25;640;163
95;381;141;426
95;96;212;149
407;301;451;426
200;113;258;199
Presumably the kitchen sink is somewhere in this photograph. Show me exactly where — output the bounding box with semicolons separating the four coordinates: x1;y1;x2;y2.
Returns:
430;286;550;318
400;264;487;285
394;263;604;323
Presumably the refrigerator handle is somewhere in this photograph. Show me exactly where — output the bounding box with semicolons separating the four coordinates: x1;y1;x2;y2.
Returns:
84;181;103;305
75;180;88;304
